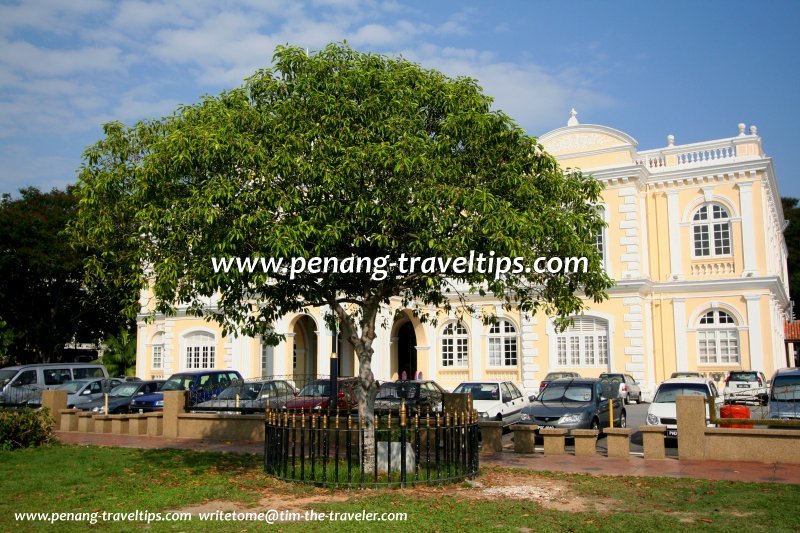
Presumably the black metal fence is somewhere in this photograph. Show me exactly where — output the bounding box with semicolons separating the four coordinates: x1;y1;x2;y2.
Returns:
264;405;480;488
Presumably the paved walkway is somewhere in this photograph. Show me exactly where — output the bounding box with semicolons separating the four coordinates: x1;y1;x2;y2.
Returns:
56;431;800;484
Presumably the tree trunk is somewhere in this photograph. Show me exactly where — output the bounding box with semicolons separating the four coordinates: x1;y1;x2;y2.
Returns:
333;298;380;475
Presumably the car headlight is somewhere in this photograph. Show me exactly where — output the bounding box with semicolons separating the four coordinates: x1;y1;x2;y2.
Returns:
477;412;488;419
155;400;164;407
646;413;659;425
92;406;104;413
558;413;583;425
519;413;530;421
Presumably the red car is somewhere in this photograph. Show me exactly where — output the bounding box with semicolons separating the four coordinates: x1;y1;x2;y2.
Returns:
283;378;360;412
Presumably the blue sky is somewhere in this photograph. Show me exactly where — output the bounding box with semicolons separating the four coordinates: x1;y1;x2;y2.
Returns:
1;0;799;197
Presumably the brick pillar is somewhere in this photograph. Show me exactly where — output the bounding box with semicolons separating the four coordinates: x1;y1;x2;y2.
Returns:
162;390;187;438
40;390;67;429
639;425;666;460
605;428;633;458
540;428;567;455
478;421;504;452
677;395;706;460
572;429;599;456
511;424;538;453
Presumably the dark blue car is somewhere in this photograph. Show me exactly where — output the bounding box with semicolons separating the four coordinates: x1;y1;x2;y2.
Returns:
129;370;242;412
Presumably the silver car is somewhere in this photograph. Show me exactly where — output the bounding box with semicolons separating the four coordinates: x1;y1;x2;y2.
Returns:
57;378;124;408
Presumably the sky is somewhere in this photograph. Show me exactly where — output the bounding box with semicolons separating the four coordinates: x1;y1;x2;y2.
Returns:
1;0;799;197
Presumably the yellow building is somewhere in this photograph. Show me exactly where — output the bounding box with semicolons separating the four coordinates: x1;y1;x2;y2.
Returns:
136;111;791;398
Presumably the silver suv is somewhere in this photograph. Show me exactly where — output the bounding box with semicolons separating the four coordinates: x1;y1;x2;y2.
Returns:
723;370;768;405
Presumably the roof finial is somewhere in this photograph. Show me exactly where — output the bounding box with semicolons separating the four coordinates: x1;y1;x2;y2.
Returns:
567;108;579;127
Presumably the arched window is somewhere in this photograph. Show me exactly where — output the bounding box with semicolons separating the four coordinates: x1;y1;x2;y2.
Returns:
441;322;468;368
184;331;215;369
556;317;609;367
488;320;518;367
697;309;739;364
151;332;164;370
692;203;731;257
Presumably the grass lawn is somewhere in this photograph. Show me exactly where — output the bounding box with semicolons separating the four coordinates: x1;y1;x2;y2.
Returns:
1;444;799;531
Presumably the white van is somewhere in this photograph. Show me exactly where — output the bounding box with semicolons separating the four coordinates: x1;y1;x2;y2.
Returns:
0;363;108;405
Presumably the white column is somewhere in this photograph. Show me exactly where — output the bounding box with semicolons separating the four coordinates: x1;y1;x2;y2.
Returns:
673;298;688;371
666;191;682;280
426;321;436;382
745;295;764;371
316;307;333;377
737;182;757;276
470;315;482;380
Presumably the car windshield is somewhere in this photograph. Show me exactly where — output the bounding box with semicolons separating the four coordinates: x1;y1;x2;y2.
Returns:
0;369;17;386
56;381;84;393
671;372;701;378
538;383;594;403
218;382;263;400
599;374;623;382
161;376;196;391
771;376;800;402
653;384;709;403
454;383;499;401
376;383;419;399
728;372;759;382
108;383;141;397
298;381;330;397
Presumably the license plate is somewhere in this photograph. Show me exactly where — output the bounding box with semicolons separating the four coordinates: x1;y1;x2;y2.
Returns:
737;384;750;388
138;409;144;414
539;425;555;430
666;429;678;437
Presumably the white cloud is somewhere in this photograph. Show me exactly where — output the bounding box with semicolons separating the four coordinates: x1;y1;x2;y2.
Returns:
0;39;126;77
402;44;614;133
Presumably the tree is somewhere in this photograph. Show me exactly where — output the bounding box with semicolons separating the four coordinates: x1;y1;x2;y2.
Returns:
782;197;800;315
98;329;137;377
71;43;611;466
0;187;134;363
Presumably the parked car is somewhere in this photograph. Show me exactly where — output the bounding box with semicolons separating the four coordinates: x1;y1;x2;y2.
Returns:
537;372;580;398
77;380;163;414
194;379;296;413
129;370;243;412
671;372;702;378
723;370;768;405
453;380;528;426
57;378;125;408
374;380;447;415
767;368;800;421
283;378;360;412
0;363;108;405
646;377;722;439
520;378;625;433
599;373;643;404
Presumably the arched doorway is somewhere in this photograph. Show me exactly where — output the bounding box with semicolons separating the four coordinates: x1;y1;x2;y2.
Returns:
396;321;417;380
291;315;318;386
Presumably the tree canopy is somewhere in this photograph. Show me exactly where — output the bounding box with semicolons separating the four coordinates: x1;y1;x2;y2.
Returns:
0;187;133;363
71;42;611;426
782;197;800;314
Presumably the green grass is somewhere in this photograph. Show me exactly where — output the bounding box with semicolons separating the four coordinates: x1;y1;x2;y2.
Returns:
1;444;800;532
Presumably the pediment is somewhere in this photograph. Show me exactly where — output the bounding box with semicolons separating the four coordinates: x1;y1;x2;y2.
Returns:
539;125;638;157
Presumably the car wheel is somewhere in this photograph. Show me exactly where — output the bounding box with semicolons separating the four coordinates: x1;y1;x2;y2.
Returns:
591;417;600;435
619;411;627;428
623;393;630;405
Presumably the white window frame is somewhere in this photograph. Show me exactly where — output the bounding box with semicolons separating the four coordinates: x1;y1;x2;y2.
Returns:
554;316;609;368
696;309;740;365
151;332;164;370
488;319;518;367
594;204;608;272
441;322;469;368
184;331;216;370
691;203;732;258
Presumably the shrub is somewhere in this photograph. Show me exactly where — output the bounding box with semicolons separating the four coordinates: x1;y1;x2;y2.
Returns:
0;407;55;450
